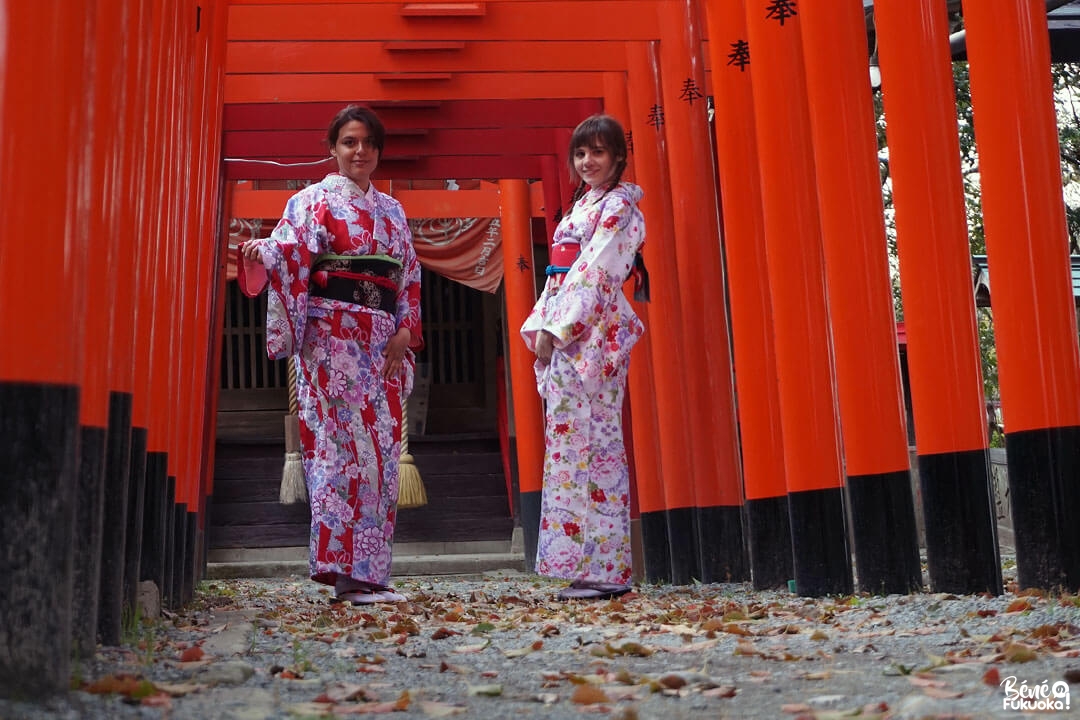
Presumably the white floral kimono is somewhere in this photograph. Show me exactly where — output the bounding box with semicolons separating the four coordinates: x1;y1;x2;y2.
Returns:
520;182;646;585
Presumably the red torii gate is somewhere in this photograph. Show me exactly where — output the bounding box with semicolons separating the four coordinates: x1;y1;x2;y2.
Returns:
6;0;1080;698
221;1;750;590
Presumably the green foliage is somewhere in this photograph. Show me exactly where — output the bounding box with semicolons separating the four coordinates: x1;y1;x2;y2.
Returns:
876;58;1080;408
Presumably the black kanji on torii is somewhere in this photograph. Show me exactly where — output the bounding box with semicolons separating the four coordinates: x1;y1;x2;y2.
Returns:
625;130;634;153
647;104;665;129
680;78;704;105
516;254;530;272
765;0;797;25
727;39;750;71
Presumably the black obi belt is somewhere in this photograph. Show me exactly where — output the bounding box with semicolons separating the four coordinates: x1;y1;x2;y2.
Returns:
310;254;402;315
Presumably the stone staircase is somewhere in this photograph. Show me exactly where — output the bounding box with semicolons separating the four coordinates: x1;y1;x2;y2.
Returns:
207;432;523;578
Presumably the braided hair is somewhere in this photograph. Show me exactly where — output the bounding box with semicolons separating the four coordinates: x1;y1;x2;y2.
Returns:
567;114;628;205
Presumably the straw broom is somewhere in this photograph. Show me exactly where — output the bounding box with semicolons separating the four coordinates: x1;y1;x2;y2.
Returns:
279;357;308;504
396;397;427;509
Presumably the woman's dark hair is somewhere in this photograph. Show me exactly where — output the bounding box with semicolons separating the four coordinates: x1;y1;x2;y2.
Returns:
327;105;386;154
567;114;628;203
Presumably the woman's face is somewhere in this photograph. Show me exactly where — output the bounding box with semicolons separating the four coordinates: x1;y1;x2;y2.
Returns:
573;140;620;188
331;119;380;190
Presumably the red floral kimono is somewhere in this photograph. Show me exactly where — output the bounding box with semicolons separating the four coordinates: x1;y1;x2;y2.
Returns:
258;173;422;588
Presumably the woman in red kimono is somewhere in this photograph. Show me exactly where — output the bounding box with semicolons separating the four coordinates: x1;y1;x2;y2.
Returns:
241;106;422;604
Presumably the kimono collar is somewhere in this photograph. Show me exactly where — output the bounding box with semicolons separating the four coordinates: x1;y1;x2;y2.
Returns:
578;182;644;207
324;173;379;204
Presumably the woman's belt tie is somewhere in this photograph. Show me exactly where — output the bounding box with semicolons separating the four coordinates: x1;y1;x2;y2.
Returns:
310;254;402;314
545;242;581;277
544;242;649;302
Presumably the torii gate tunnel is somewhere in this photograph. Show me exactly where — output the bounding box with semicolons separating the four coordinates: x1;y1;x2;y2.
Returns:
3;0;1080;697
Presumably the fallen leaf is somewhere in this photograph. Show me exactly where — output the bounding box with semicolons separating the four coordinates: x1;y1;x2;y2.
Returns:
658;674;686;689
800;671;832;681
1001;641;1038;663
438;661;470;675
702;685;737;698
179;646;204;662
84;675;157;699
140;694;172;709
1006;599;1033;613
571;685;610;705
431;628;459;640
503;642;541;658
908;675;947;688
453;640;490;654
465;684;502;697
419;701;467;717
317;682;374;703
153;682;204;697
982;667;1001;687
781;703;812;713
922;686;964;699
664;638;719;654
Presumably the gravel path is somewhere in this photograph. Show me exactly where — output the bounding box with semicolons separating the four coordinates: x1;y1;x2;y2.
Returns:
2;567;1079;720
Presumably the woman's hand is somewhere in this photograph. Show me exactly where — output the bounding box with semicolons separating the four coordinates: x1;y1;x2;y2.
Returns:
535;331;554;364
240;239;264;263
382;327;411;380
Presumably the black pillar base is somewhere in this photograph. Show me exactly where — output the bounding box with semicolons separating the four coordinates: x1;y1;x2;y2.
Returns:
919;449;1001;595
0;382;79;698
665;507;698;585
141;453;168;601
120;426;147;634
163;476;176;609
847;470;923;595
171;502;187;610
519;490;540;574
1005;426;1080;592
696;505;749;583
73;424;107;659
788;487;853;597
639;510;672;584
98;395;132;647
746;495;794;590
184;511;198;604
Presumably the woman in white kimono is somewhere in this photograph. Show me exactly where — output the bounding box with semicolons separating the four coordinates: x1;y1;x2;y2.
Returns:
240;106;423;605
521;115;647;601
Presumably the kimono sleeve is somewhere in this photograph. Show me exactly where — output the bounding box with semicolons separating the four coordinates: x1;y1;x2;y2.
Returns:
535;194;645;349
519;277;557;352
388;202;424;352
262;190;327;359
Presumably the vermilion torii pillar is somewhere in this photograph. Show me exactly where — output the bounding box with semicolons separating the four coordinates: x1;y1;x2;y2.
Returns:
874;0;1001;594
799;0;922;594
703;0;793;590
604;71;664;583
658;0;748;585
99;0;150;651
964;2;1080;591
73;0;129;660
625;41;687;583
499;180;547;570
0;0;90;697
744;0;853;597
